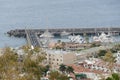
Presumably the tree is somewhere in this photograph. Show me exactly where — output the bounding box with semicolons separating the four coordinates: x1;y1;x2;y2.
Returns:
91;42;101;47
106;73;120;80
49;71;60;80
42;65;50;76
49;71;69;80
0;47;19;80
22;46;46;80
103;50;116;73
75;74;87;80
0;46;46;80
59;64;66;73
21;45;30;53
33;46;41;53
66;66;74;74
98;50;107;57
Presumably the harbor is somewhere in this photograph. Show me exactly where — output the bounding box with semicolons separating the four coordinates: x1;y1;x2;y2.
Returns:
1;0;120;79
7;27;120;48
7;27;120;37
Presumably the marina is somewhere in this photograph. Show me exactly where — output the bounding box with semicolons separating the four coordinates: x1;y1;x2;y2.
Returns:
7;27;120;37
0;0;120;79
7;27;120;48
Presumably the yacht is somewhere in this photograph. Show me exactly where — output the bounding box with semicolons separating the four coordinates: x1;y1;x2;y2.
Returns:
93;32;114;43
40;30;54;38
60;31;70;38
68;35;85;43
39;30;54;47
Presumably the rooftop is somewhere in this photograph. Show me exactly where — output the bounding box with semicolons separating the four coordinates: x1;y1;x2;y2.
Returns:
43;49;71;54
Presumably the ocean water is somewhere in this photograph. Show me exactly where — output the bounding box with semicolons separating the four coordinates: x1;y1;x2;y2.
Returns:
0;0;120;48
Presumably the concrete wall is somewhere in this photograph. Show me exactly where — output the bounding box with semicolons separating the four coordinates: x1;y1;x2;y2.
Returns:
63;53;76;65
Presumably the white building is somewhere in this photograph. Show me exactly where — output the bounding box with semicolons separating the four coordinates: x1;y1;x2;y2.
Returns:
116;51;120;64
44;49;76;69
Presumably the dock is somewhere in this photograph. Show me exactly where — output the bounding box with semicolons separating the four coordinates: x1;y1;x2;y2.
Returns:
25;29;41;47
7;27;120;47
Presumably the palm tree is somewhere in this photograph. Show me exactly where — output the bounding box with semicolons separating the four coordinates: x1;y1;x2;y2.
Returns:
66;66;74;74
42;65;50;76
59;64;66;73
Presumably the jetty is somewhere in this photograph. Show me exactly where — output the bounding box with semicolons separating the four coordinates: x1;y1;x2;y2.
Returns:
7;27;120;47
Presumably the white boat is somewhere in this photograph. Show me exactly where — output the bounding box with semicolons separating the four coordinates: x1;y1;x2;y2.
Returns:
40;30;54;38
93;32;114;43
40;30;54;47
68;35;86;43
60;31;70;37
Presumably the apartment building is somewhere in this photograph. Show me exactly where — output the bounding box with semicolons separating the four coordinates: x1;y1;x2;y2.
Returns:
44;49;76;69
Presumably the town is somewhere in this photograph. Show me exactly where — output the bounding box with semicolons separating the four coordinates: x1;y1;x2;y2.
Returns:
1;28;120;80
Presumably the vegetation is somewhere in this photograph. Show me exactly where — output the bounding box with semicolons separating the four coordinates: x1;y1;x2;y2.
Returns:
98;50;107;57
55;40;65;50
109;44;120;53
59;64;74;74
49;71;69;80
103;50;116;73
0;46;74;80
91;42;101;47
75;73;87;80
59;64;66;73
66;66;74;74
99;50;118;80
106;73;120;80
0;46;47;80
0;47;19;80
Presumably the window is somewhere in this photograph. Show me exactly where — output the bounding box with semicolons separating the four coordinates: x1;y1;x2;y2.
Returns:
57;63;59;65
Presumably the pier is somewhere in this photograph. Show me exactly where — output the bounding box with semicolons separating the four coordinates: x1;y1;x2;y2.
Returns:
25;29;41;47
7;27;120;47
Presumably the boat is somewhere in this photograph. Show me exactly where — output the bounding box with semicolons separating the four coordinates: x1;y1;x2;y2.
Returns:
40;30;54;38
39;30;54;47
60;31;70;38
68;35;86;43
93;32;114;43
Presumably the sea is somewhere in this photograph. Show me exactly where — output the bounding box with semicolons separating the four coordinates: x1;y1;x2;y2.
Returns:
0;0;120;48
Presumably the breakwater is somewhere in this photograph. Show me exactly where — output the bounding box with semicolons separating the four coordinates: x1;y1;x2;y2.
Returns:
7;27;120;37
7;27;120;47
